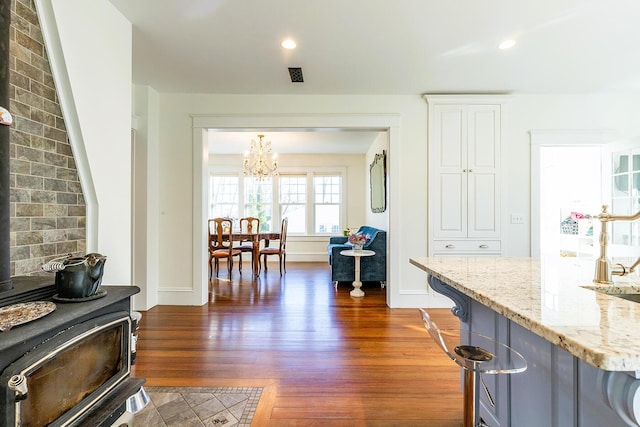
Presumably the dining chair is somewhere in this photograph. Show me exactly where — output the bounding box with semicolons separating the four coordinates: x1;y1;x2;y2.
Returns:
259;217;288;276
234;217;261;271
208;218;242;278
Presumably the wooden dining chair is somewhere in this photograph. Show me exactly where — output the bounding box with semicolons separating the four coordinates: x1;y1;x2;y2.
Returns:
259;217;288;276
234;217;261;270
208;218;242;278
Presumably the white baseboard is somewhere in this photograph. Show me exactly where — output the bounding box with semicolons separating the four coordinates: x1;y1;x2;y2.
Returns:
158;289;205;306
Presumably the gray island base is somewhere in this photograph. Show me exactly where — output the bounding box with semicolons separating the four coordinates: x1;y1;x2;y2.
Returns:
411;256;640;427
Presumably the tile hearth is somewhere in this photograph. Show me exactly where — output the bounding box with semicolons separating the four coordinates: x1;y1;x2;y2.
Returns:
135;386;262;427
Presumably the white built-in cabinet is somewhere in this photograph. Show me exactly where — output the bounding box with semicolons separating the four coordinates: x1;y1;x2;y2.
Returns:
424;95;507;257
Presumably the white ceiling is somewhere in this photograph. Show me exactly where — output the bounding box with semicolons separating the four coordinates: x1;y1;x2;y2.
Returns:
108;0;640;153
110;0;640;95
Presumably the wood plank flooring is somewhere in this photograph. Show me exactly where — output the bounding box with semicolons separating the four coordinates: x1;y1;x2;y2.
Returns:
132;262;463;426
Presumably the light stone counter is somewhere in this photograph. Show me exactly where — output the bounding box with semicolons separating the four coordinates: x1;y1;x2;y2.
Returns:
410;256;640;372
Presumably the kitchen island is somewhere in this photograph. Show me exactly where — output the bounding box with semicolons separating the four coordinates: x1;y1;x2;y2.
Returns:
410;256;640;427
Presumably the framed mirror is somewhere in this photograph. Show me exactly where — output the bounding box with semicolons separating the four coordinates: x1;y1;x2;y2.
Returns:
370;151;386;213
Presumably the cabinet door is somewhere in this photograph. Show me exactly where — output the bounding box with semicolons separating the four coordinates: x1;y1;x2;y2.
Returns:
431;105;467;238
467;105;501;238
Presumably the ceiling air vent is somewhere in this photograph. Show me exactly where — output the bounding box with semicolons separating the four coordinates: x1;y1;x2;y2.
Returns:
288;67;304;83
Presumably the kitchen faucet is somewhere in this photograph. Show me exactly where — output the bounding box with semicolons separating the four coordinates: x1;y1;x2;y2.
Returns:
593;204;640;284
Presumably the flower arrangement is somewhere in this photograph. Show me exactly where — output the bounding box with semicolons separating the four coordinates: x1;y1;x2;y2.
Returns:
348;233;368;246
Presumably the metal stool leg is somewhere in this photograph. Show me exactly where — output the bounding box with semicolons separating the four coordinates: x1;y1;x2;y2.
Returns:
463;369;479;427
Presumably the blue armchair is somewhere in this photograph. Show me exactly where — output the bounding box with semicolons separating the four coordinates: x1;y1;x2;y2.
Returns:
327;226;387;286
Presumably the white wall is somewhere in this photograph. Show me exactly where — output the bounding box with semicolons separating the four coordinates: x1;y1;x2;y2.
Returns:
365;132;391;301
503;94;640;257
131;85;160;310
153;97;424;307
40;0;133;285
365;132;389;230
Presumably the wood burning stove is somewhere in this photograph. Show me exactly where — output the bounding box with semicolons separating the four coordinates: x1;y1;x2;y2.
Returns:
0;276;144;427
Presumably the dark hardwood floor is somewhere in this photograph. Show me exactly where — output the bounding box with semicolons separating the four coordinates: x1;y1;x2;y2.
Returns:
132;262;463;426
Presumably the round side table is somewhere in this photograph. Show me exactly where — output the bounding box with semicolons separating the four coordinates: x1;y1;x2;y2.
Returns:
340;249;375;297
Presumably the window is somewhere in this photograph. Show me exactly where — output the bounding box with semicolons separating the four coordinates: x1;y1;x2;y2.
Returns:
314;176;341;234
209;176;239;219
611;149;640;246
210;171;343;235
280;176;306;233
244;178;273;231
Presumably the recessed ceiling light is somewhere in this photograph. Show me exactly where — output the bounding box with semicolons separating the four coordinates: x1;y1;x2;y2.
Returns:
498;39;516;50
281;39;296;49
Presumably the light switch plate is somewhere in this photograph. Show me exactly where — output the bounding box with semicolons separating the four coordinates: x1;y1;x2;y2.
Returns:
511;213;525;224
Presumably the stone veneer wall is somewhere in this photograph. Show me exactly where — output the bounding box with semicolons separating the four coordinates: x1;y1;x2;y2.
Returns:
8;0;85;276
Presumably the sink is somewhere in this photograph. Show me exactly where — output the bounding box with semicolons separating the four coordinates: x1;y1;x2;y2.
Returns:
581;284;640;303
607;293;640;303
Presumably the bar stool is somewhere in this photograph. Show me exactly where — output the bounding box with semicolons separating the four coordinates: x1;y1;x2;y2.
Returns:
419;309;527;427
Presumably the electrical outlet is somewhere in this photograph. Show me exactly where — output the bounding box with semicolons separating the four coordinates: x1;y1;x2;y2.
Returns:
511;213;525;224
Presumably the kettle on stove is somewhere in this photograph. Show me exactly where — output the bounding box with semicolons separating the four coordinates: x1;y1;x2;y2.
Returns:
50;253;107;299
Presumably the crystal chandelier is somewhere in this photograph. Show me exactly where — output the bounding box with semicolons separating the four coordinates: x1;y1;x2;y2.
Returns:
243;134;278;180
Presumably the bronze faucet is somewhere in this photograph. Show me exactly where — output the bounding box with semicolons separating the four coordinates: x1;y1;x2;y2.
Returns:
593;205;640;284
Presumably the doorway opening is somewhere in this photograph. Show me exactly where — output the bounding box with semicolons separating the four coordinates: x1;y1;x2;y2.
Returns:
530;130;618;258
191;114;400;307
538;145;601;258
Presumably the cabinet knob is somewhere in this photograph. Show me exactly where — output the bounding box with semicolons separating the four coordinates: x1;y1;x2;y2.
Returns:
469;169;473;172
462;169;467;172
445;244;455;249
479;244;489;249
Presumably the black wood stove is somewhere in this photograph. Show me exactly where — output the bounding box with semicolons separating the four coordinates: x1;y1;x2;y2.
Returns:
0;277;144;427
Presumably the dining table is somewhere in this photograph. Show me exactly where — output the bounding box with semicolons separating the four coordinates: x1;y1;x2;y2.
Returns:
220;231;281;278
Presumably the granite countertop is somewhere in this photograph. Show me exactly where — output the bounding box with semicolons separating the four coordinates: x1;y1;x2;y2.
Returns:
410;256;640;371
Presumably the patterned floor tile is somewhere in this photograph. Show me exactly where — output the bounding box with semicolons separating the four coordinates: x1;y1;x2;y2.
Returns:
135;386;262;427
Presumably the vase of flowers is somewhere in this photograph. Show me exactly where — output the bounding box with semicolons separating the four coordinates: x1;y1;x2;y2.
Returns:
348;233;368;251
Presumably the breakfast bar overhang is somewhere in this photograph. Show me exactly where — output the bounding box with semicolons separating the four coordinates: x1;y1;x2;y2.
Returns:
411;256;640;427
